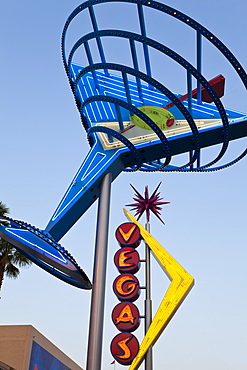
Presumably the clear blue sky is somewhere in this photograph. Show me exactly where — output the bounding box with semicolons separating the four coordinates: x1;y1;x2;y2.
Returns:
0;1;247;369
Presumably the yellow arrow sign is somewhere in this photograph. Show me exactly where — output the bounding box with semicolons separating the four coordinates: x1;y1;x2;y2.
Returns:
124;209;195;370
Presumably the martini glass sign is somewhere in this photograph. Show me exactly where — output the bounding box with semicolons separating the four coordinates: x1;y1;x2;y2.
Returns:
0;3;246;370
0;0;246;289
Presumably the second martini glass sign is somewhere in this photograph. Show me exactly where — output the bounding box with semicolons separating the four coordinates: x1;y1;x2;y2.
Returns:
110;222;142;365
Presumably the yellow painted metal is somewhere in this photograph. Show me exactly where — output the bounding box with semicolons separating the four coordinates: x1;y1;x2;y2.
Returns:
124;209;195;370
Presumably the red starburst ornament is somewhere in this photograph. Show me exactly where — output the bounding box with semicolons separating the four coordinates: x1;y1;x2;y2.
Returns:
126;183;169;224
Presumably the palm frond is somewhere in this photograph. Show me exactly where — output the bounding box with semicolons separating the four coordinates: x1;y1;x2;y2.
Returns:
0;239;15;257
0;201;9;216
12;250;32;267
0;201;10;226
5;263;20;279
0;201;32;290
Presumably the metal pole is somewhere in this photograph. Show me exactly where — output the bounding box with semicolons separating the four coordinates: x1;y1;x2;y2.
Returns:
197;31;202;104
187;71;194;170
145;222;153;370
86;172;112;370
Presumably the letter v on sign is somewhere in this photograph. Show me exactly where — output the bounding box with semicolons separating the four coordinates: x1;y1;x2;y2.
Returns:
123;209;195;370
119;225;137;243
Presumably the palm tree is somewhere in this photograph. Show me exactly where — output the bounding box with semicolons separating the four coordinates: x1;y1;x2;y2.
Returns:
0;201;32;291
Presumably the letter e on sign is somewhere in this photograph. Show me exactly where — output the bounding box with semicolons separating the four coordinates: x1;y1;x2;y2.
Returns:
114;247;140;274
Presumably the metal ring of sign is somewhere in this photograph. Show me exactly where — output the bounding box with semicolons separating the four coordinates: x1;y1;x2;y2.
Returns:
164;148;247;172
0;216;91;289
62;0;247;172
67;29;230;170
62;0;247;88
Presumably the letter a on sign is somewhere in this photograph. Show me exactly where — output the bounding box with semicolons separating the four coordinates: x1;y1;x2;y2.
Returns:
116;304;135;324
112;302;140;332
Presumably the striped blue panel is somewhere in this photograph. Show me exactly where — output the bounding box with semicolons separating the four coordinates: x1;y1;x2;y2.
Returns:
71;64;246;125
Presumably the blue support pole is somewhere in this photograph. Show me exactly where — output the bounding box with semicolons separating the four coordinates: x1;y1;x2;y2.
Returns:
122;71;132;106
115;104;124;131
88;5;109;77
197;151;201;168
187;71;194;170
196;31;202;104
196;32;202;168
137;4;152;88
129;39;143;101
187;71;192;114
84;41;99;89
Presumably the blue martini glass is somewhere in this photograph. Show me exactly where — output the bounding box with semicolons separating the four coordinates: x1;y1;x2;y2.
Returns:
1;0;246;288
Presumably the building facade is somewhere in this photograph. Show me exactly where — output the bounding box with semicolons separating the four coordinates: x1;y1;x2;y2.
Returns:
0;325;83;370
0;360;16;370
